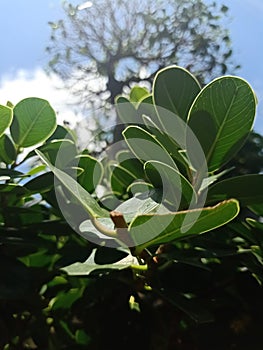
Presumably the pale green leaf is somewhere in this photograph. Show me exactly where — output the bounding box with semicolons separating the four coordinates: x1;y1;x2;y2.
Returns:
11;97;57;147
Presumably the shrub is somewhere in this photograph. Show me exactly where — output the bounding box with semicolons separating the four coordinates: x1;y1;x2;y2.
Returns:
0;66;262;349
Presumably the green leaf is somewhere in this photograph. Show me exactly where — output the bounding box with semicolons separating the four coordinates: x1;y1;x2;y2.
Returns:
79;218;116;243
0;168;24;179
246;218;263;232
61;249;140;276
19;249;58;268
114;190;161;222
249;203;263;216
77;154;103;193
0;105;13;137
153;65;201;121
49;288;84;310
0;183;28;196
187;76;256;172
0;134;17;164
110;163;137;196
207;174;263;207
115;96;140;124
75;329;91;345
127;181;154;196
10;97;57;147
144;160;197;209
36;150;109;218
118;158;145;179
142;115;189;170
129;86;149;103
46;124;75;143
24;172;54;194
37;139;77;168
123;125;175;168
130;199;239;250
137;94;161;127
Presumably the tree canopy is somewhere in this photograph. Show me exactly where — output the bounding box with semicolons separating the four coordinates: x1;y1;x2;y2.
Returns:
47;0;238;110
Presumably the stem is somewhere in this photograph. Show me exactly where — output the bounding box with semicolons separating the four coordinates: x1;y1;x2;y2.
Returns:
91;217;118;238
110;211;135;247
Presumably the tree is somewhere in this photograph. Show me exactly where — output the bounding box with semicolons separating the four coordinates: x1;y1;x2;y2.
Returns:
46;0;238;112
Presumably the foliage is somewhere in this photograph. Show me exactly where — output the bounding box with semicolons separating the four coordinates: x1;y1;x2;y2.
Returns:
1;66;263;349
47;0;238;111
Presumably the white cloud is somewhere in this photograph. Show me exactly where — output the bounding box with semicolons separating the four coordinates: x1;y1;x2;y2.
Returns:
0;68;82;126
78;1;93;10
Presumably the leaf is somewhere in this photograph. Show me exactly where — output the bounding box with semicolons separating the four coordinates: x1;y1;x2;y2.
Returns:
118;158;145;179
79;218;116;243
36;150;109;218
110;163;137;195
46;124;75;143
123;125;175;168
144;160;197;209
153;65;201;121
37;139;77;168
77;154;103;193
61;249;140;276
24;139;77;168
114;190;161;222
49;288;84;310
142;115;189;170
187;76;256;172
10;97;57;147
0;169;24;179
75;330;91;346
0;183;28;196
0;105;13;137
115;96;140;124
24;172;54;194
137;94;161;127
246;218;263;232
127;181;154;196
249;203;263;216
129;86;149;103
109;157;145;195
207;174;263;207
0;134;17;164
129;200;239;249
199;167;234;193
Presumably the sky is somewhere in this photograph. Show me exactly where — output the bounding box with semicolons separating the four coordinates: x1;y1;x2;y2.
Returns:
0;0;262;132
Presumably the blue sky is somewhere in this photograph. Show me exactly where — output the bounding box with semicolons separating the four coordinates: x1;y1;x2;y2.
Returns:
0;0;262;132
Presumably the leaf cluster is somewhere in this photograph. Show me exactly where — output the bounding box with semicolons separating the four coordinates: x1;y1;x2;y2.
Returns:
1;66;263;349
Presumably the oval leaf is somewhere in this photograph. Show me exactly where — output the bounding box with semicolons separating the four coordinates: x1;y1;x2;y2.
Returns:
11;97;57;147
187;76;257;172
129;199;239;249
123;125;175;168
0;134;17;164
36;150;109;218
144;160;197;210
207;174;263;207
115;96;140;124
0;105;13;137
129;86;149;103
153;65;201;121
77;154;103;193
